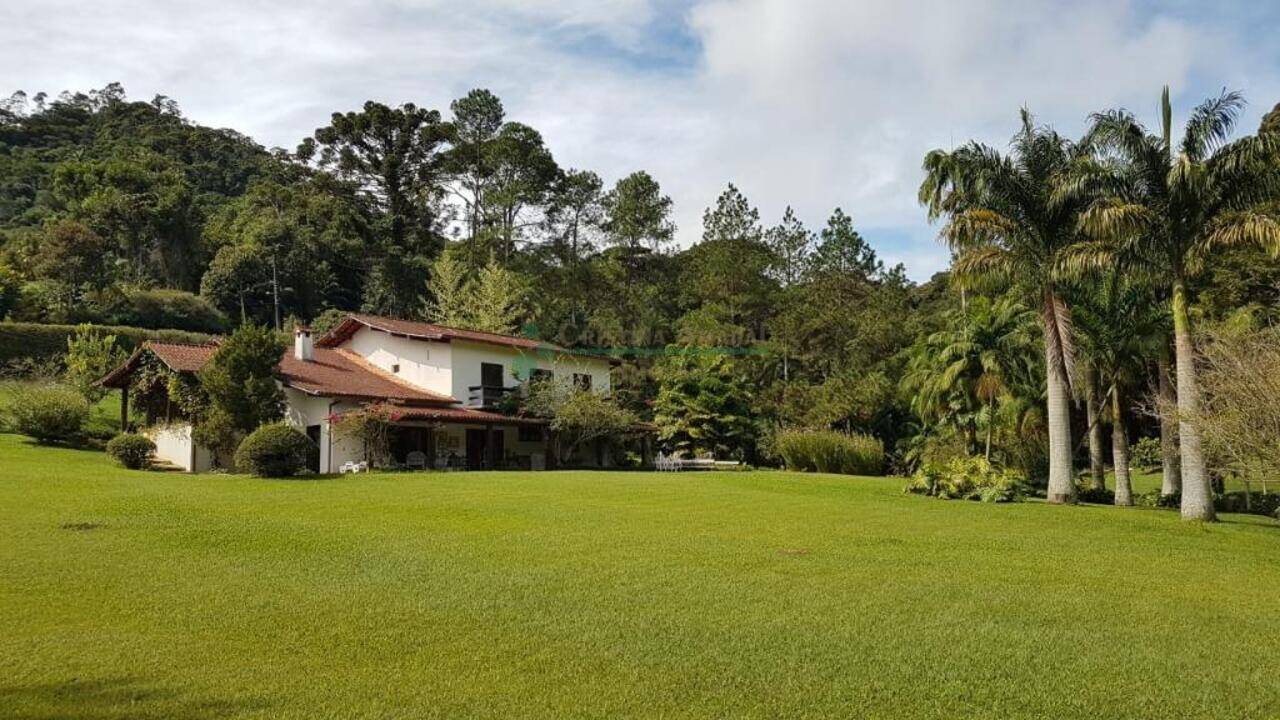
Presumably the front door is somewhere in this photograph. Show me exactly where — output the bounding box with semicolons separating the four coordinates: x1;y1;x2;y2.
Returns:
466;428;486;469
305;425;321;472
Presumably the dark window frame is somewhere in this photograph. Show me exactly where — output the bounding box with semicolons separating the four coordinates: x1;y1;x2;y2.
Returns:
481;362;505;388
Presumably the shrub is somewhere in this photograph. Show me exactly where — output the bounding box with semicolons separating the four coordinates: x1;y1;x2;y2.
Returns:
1131;436;1162;471
775;429;885;476
1214;491;1280;517
64;325;127;402
1075;481;1115;504
0;264;18;321
1135;490;1180;508
9;384;90;443
522;378;638;466
330;403;397;467
106;433;156;469
905;456;1028;503
234;423;315;477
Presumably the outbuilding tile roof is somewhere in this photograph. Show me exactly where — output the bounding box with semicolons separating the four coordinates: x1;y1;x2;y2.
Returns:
144;341;218;372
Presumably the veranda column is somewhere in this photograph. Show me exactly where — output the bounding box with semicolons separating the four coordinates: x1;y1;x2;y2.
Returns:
485;423;496;468
543;427;555;470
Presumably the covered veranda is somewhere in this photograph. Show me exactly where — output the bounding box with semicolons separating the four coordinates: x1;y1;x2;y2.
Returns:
380;407;655;471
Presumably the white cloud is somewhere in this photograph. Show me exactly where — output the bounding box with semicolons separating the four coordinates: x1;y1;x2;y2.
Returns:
1;0;1275;280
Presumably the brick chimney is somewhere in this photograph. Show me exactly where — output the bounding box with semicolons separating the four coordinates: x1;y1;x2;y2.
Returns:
294;326;314;361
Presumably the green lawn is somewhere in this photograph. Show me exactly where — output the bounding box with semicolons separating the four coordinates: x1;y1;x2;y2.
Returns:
2;434;1277;719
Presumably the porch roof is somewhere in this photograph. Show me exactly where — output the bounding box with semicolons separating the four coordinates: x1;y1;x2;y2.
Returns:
392;406;548;427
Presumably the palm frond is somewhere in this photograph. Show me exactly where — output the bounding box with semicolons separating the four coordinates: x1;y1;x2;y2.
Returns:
1041;290;1075;393
1077;198;1156;241
943;208;1022;250
1182;88;1245;161
951;245;1014;289
1200;209;1280;257
1054;239;1117;279
1207;132;1280;180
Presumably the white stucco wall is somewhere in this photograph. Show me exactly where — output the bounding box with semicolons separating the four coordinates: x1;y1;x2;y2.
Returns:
346;328;453;398
339;325;613;407
144;423;212;472
449;340;612;405
282;388;363;473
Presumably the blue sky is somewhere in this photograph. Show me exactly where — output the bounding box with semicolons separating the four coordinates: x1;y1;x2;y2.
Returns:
3;0;1278;281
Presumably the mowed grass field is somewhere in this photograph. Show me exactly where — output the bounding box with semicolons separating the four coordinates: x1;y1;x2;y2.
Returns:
2;433;1278;719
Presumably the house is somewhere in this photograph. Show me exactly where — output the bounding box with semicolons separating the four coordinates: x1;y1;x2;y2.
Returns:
100;314;641;473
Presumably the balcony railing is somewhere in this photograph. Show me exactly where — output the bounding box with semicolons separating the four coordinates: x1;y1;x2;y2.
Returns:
467;385;515;408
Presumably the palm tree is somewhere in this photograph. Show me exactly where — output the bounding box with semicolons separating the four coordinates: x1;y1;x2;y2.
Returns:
1072;277;1167;505
903;295;1038;461
920;111;1091;503
1081;364;1106;491
1075;88;1280;520
1155;348;1181;497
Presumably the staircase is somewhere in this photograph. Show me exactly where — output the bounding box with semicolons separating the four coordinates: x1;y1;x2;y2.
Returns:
147;458;187;473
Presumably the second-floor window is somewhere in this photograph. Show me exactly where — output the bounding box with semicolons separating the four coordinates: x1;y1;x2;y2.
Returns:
481;362;505;388
573;373;592;391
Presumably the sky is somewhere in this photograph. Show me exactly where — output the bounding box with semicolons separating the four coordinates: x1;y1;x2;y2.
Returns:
4;0;1279;281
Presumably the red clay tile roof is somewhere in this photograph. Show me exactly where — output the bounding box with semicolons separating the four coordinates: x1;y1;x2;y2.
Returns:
101;341;454;405
99;341;219;388
147;341;218;372
317;313;618;362
280;348;454;404
392;406;549;427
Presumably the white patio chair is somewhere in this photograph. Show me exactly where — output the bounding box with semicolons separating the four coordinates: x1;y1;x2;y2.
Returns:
405;451;427;470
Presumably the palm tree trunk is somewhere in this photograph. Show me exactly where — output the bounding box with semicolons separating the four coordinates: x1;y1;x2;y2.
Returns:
1085;367;1105;490
1044;328;1076;504
1156;352;1181;497
984;400;994;462
1111;385;1133;506
1171;279;1215;521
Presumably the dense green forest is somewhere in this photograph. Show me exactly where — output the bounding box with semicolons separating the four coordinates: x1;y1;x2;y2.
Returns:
3;84;1279;513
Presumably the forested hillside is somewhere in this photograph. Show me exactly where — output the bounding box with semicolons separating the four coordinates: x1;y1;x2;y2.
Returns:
0;84;946;458
3;84;1278;493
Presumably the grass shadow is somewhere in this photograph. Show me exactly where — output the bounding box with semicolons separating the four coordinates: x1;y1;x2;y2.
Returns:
0;676;270;720
8;435;108;454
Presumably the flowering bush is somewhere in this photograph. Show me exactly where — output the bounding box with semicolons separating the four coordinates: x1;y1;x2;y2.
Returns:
329;403;401;467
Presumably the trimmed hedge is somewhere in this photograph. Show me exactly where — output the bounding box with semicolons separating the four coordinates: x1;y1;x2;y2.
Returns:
106;433;156;469
775;429;885;476
234;423;316;477
104;288;227;334
0;322;213;371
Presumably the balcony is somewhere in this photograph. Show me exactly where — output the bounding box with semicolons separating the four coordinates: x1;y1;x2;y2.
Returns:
467;385;515;409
